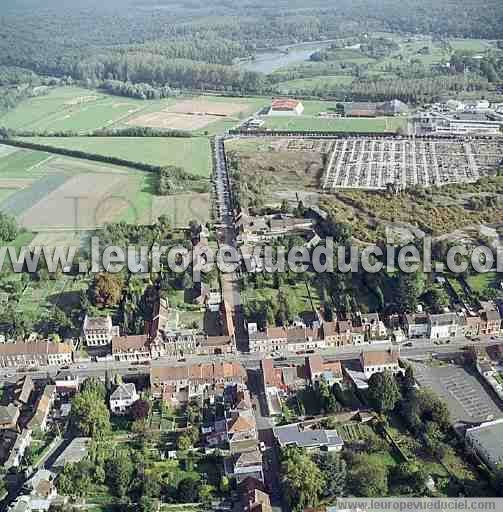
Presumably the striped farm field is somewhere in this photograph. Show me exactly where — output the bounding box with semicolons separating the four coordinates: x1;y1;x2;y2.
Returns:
0;145;204;233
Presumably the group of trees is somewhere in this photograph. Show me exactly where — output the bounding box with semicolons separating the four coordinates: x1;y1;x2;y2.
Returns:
281;447;346;511
158;165;191;195
69;377;111;439
0;0;502;103
0;212;18;242
100;79;175;100
350;74;489;104
450;52;503;83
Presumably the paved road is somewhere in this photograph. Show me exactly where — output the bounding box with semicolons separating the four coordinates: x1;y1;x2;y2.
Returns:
0;336;501;384
213;136;248;350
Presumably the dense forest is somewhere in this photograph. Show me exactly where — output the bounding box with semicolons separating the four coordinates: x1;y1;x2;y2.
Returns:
0;0;502;101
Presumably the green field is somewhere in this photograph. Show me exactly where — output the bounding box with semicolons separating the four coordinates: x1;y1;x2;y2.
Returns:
243;281;320;314
0;148;51;177
0;86;268;134
0;145;209;233
276;75;354;94
18;136;212;177
262;115;407;133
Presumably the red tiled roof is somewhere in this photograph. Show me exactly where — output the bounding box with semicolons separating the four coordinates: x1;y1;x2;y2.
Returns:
271;98;301;110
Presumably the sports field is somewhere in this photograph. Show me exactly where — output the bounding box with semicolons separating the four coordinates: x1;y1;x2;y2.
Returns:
19;137;212;177
0;86;267;134
0;87;151;132
262;115;407;133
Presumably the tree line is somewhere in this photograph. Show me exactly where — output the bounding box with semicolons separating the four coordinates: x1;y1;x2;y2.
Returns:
5;126;193;138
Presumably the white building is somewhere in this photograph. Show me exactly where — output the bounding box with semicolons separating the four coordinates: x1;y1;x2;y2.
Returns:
429;313;459;340
466;419;503;470
109;383;139;414
414;112;501;136
5;429;32;469
82;315;119;346
360;349;400;379
404;313;429;338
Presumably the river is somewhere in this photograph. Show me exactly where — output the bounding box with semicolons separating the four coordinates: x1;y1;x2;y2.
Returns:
238;40;335;74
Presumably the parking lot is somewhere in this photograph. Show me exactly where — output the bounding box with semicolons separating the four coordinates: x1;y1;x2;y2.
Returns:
411;362;503;424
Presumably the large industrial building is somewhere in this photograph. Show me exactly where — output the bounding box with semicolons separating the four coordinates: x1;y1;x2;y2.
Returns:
414;112;502;136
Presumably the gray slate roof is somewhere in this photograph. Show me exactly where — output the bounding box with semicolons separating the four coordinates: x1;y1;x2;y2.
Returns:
273;423;343;449
110;383;137;401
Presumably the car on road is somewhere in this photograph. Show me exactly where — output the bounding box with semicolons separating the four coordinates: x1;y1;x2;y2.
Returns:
77;364;87;369
259;441;266;452
6;372;15;379
403;342;413;347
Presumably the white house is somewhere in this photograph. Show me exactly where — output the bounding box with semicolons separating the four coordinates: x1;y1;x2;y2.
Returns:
360;349;401;379
404;313;429;338
466;419;503;470
109;383;139;414
429;313;459;340
82;315;119;346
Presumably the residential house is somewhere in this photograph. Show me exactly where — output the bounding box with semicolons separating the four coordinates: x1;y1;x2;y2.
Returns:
260;359;282;389
273;423;344;452
466;419;503;470
305;355;324;383
429;313;459;340
360;349;400;379
150;362;247;404
240;478;272;512
305;355;343;386
13;376;34;406
249;326;325;354
27;385;56;431
82;315;118;346
197;334;236;356
229;449;264;483
0;340;73;368
351;325;366;345
150;329;198;359
360;313;389;341
335;318;353;346
227;411;258;453
221;301;235;338
479;306;501;336
109;383;139;414
4;429;31;469
460;314;481;338
0;404;20;430
403;313;429;338
112;335;151;362
146;297;170;340
24;469;58;511
54;370;79;394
